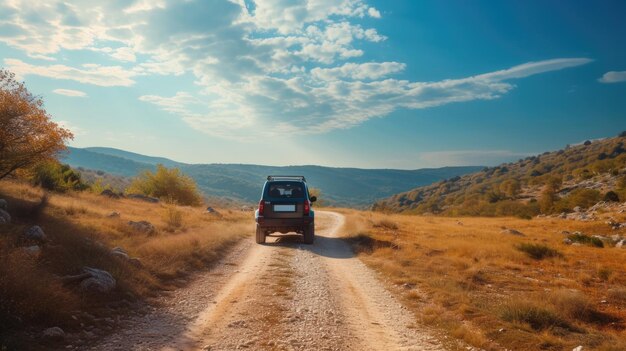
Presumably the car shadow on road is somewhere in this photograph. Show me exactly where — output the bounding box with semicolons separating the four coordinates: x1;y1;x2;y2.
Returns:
262;233;355;259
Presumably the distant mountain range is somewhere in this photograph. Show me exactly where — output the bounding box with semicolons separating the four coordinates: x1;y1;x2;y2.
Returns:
62;147;482;207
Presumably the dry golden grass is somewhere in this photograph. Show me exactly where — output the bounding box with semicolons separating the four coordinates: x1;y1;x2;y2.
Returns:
0;180;252;347
337;208;626;351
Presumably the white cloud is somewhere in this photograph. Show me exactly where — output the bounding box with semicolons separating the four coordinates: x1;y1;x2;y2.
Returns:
4;58;137;87
598;70;626;83
53;88;87;97
0;0;593;139
367;7;381;18
311;62;405;80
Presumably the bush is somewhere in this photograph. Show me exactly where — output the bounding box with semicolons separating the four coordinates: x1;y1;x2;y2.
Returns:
516;243;561;260
30;161;88;192
568;233;604;248
603;191;620;202
127;165;202;206
500;300;571;330
163;206;183;230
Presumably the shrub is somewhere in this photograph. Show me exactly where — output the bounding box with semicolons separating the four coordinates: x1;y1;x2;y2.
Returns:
30;161;88;192
549;289;595;321
603;191;620;202
516;243;561;260
619;131;626;138
568;233;604;248
584;140;592;146
163;206;184;230
500;300;571;330
127;164;202;206
561;188;601;210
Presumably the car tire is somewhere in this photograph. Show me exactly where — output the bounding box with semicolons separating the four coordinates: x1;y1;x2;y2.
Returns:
303;223;314;244
255;225;266;244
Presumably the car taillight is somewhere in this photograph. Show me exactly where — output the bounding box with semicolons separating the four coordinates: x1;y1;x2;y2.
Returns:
303;200;310;215
258;200;265;216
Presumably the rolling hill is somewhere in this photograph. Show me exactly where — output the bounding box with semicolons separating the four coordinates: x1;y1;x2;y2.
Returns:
61;147;481;207
373;132;626;216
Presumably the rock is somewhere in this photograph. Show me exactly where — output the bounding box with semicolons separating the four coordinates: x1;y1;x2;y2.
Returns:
616;240;625;248
501;228;525;236
106;211;120;218
128;220;156;234
127;194;159;203
572;346;583;351
573;206;582;212
561;230;570;235
24;245;41;257
42;327;65;341
111;247;129;259
0;209;10;224
79;267;116;294
24;225;47;243
563;238;573;245
0;199;7;210
100;189;120;199
206;206;215;213
611;234;622;242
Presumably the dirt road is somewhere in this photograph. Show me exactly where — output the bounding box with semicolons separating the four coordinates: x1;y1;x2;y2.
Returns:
90;211;443;351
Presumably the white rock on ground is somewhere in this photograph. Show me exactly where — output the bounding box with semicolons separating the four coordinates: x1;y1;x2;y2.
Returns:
79;267;116;294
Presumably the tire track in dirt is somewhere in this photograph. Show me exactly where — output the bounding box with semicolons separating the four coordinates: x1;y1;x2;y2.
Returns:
89;211;444;351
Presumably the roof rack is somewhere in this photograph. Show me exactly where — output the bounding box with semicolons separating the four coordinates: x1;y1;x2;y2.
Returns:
267;175;306;182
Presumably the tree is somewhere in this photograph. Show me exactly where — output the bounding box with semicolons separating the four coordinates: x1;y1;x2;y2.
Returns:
127;164;202;206
0;69;72;179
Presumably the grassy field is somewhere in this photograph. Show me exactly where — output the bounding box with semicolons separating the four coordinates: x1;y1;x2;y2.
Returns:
337;208;626;351
0;180;252;349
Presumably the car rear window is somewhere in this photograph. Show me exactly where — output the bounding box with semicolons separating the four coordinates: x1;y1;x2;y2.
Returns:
265;181;305;199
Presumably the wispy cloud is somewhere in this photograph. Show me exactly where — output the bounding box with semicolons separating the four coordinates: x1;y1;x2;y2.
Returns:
0;0;592;139
53;89;87;97
598;70;626;83
4;59;136;87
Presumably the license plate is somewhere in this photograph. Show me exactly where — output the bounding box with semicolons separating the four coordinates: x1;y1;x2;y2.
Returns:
274;204;296;212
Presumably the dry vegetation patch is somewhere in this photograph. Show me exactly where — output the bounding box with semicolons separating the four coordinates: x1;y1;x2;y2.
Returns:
337;209;626;350
0;180;252;349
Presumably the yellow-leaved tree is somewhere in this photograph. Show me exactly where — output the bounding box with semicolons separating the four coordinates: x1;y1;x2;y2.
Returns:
126;164;203;206
0;69;73;179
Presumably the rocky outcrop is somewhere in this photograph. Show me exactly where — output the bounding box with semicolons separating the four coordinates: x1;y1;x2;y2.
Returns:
128;220;156;234
0;198;7;210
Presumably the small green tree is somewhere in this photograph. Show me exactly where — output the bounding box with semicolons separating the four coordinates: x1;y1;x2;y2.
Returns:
31;161;88;192
127;164;202;206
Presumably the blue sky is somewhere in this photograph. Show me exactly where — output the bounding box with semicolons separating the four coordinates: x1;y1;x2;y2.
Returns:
1;0;625;169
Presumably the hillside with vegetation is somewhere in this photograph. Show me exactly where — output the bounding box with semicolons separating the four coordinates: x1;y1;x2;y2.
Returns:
373;133;626;217
62;147;482;207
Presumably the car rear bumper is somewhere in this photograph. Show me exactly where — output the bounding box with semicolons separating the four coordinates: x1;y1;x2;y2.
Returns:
256;216;313;228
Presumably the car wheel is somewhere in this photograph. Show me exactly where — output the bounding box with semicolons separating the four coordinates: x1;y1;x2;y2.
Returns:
303;224;314;244
256;225;266;244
